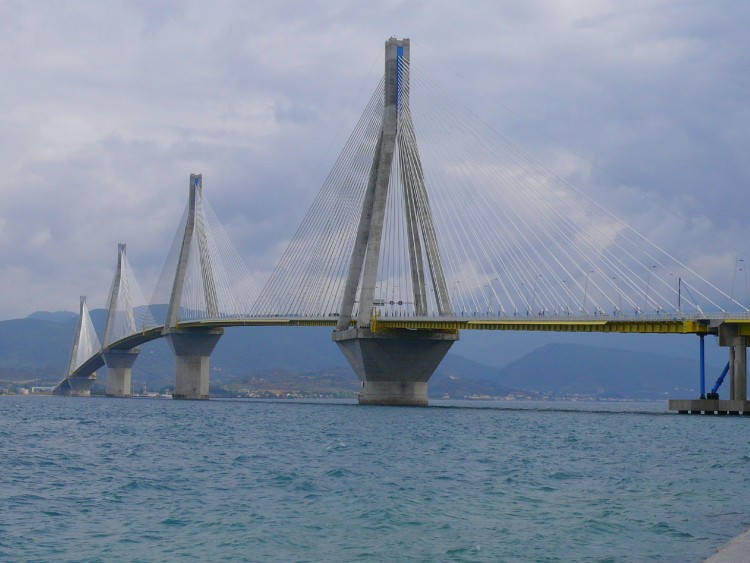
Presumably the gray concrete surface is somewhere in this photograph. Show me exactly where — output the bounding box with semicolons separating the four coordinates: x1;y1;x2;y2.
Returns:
705;527;750;562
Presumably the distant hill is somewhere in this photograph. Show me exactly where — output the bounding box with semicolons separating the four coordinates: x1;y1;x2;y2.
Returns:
483;342;719;400
26;311;78;323
0;311;716;399
0;317;74;380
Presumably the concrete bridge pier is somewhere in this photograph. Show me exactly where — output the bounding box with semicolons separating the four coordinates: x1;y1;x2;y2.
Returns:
333;328;457;406
69;375;96;396
720;324;747;401
103;349;138;397
62;374;97;397
671;324;749;414
164;329;223;400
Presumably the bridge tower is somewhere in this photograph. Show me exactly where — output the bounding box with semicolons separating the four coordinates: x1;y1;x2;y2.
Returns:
54;296;99;396
333;38;458;406
101;244;139;397
162;174;223;400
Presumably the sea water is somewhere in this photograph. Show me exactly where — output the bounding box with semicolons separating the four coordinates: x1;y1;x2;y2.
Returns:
1;396;748;562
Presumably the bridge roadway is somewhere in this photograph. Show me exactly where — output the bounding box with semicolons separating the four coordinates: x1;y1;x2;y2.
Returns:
69;313;750;379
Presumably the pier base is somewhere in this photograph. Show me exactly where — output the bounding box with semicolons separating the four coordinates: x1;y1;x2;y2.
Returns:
103;349;138;397
669;399;750;415
53;374;96;397
333;328;458;406
164;328;223;400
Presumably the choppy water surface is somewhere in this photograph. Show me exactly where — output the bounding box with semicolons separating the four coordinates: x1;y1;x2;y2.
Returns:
1;397;748;562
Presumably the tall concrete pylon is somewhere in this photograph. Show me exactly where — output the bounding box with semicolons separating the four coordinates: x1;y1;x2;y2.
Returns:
102;243;138;397
333;38;458;406
162;174;223;400
61;295;98;396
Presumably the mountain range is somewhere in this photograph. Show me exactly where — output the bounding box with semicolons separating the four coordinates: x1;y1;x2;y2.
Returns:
0;310;721;400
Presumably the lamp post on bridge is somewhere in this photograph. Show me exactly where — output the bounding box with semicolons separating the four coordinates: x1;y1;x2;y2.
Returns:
612;276;622;315
452;281;462;315
530;274;542;316
668;272;682;313
730;259;745;306
644;264;656;314
520;282;530;315
491;277;503;316
582;270;594;314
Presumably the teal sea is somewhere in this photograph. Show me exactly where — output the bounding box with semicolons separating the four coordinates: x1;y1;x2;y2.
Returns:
1;396;748;562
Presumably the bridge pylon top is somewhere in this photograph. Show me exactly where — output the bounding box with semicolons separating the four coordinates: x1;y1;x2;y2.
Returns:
335;37;450;330
385;37;409;109
67;295;101;376
103;244;132;347
164;173;219;330
102;243;156;348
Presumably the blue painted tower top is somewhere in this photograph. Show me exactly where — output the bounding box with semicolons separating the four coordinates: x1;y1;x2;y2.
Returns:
385;37;409;112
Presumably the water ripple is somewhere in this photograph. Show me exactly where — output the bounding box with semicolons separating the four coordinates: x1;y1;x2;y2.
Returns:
2;396;749;561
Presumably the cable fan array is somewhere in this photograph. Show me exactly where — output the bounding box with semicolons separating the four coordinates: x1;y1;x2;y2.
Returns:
256;54;749;320
252;79;386;318
396;61;748;322
150;185;262;323
70;42;750;357
103;246;158;347
68;298;101;375
381;57;746;318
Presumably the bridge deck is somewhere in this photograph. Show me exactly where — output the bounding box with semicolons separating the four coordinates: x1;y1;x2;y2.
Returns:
179;316;716;334
61;314;750;381
371;317;715;334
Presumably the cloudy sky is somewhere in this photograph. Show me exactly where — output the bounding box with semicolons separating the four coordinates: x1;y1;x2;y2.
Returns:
1;0;749;320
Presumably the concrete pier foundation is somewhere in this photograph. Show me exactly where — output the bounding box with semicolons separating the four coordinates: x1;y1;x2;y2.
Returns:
59;373;96;397
732;338;747;401
333;328;457;406
165;329;223;400
669;399;750;415
720;325;747;401
103;349;138;397
670;324;748;414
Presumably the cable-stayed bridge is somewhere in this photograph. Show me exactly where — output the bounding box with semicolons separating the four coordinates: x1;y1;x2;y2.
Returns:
54;38;750;412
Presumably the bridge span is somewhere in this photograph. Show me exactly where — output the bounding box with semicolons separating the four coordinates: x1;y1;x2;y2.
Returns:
56;303;750;412
54;38;750;410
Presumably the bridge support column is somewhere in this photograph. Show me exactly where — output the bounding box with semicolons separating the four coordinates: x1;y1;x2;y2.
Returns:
103;349;138;397
670;325;750;414
333;328;457;406
165;329;223;400
53;373;97;396
733;337;747;401
720;324;747;401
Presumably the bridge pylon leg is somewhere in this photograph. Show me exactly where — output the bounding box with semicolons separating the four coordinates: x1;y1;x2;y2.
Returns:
333;328;457;406
164;328;223;400
103;349;138;397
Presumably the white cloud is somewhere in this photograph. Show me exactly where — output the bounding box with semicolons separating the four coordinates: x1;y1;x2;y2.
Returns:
0;0;749;319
